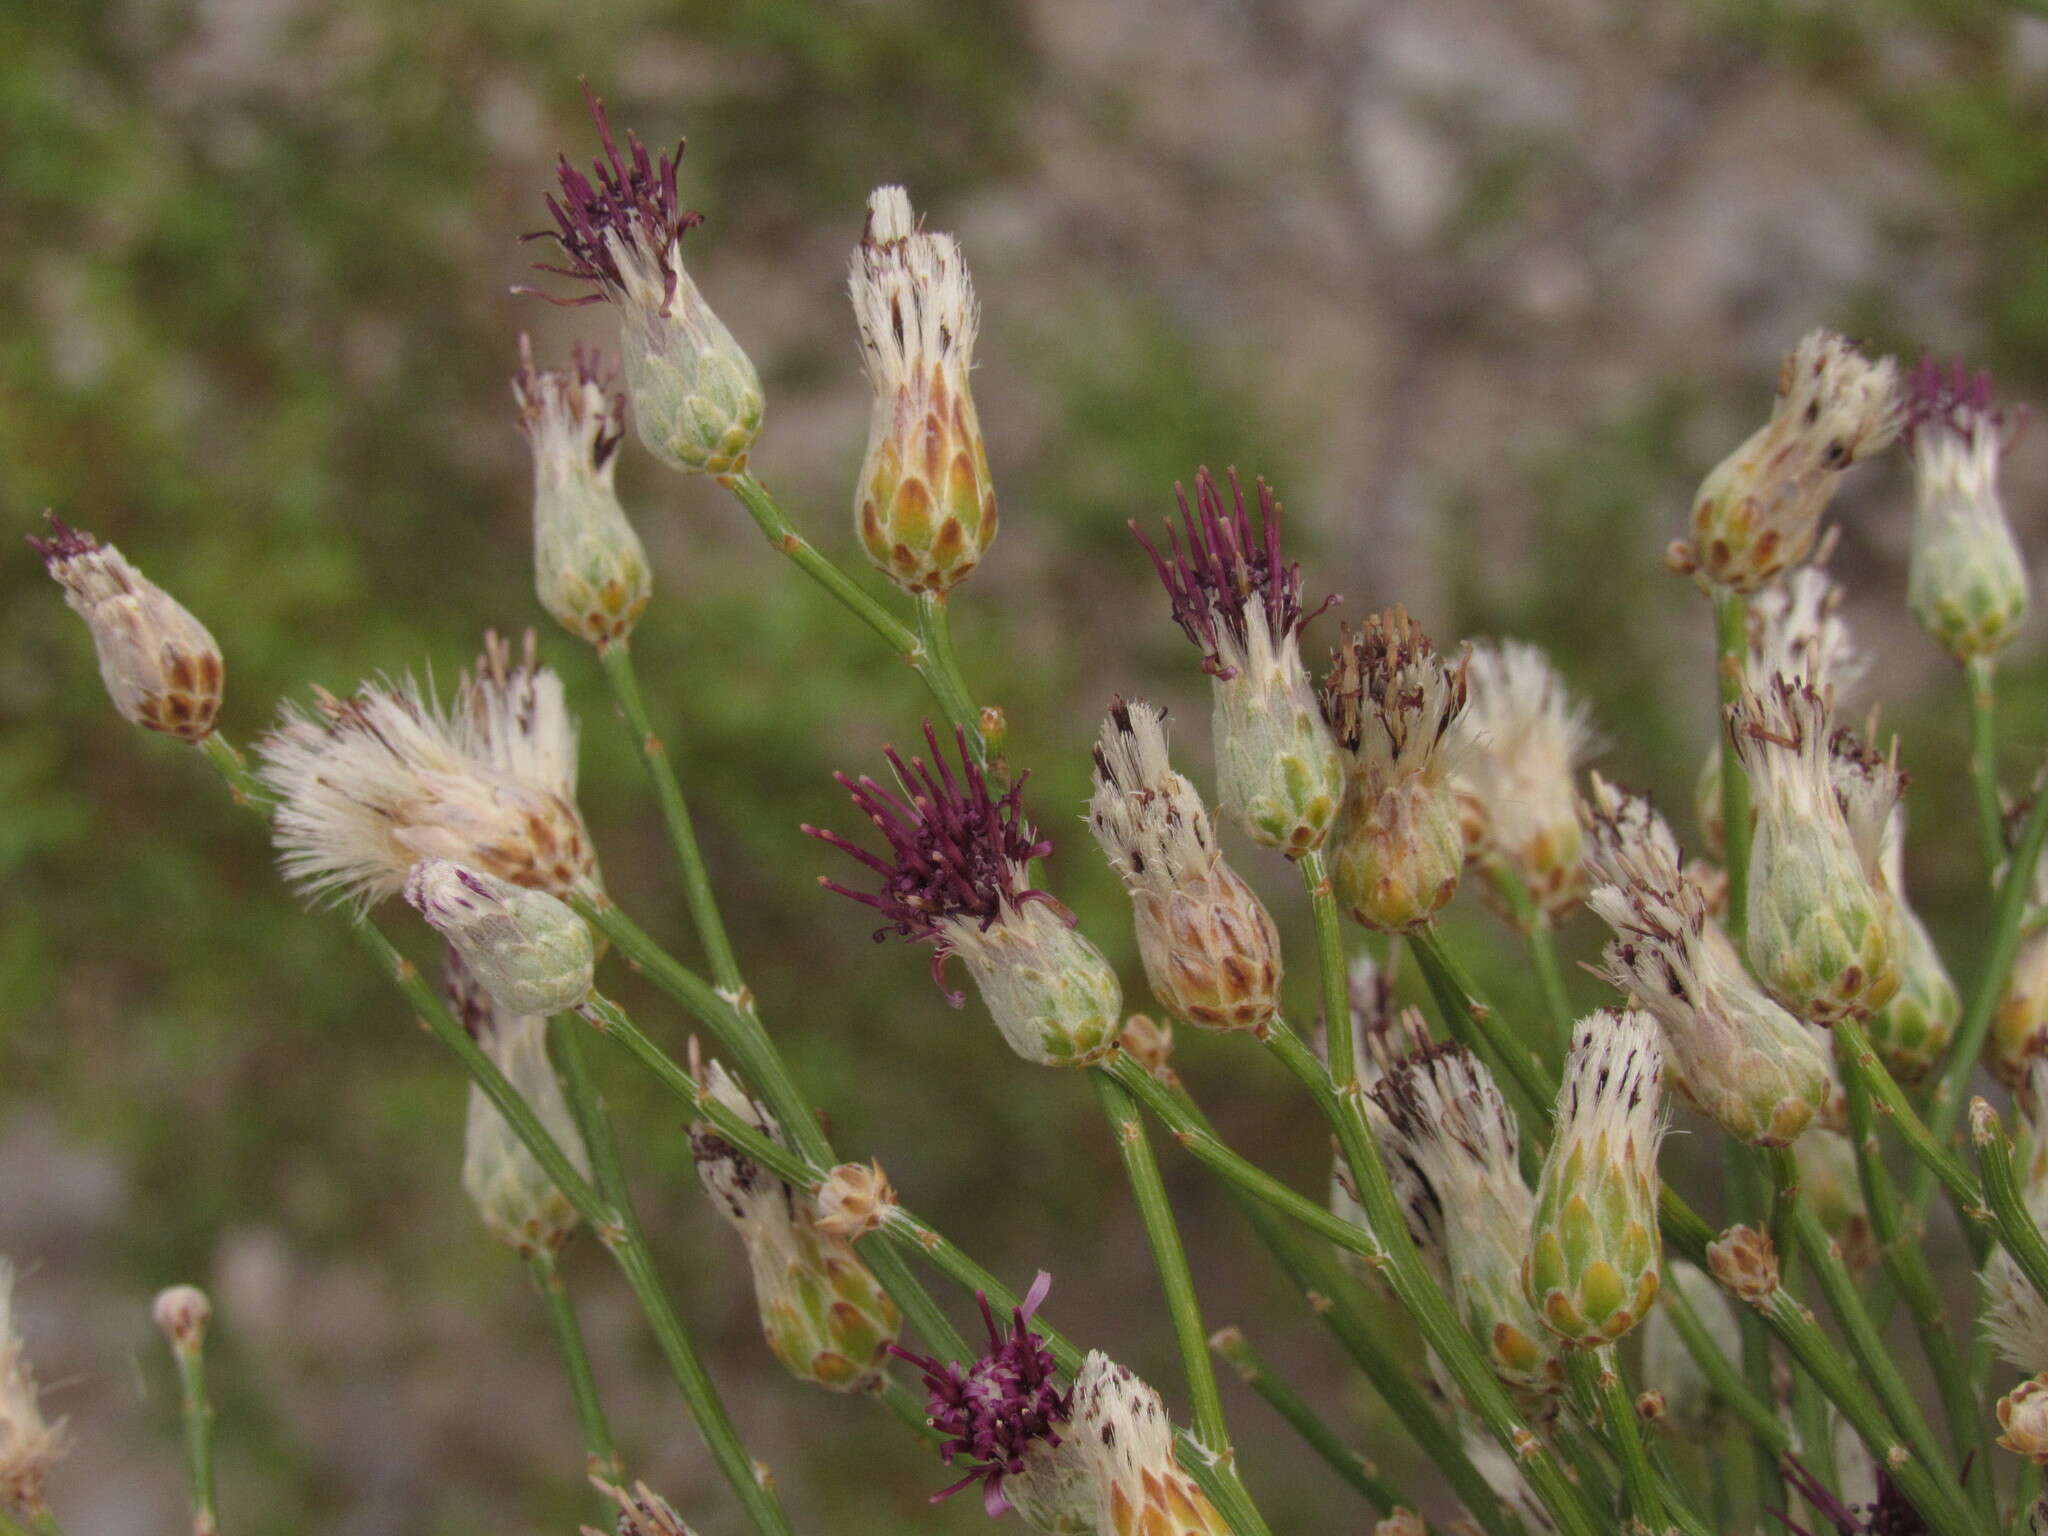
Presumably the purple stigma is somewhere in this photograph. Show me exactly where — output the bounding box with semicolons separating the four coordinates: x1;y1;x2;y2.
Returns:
888;1272;1068;1517
26;512;100;567
1904;355;2024;457
1130;466;1332;678
1771;1456;1932;1536
521;82;704;311
512;334;627;470
804;723;1063;1001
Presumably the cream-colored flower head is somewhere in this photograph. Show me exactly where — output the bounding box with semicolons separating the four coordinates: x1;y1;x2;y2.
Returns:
1371;1044;1561;1405
1675;330;1900;592
0;1262;67;1519
1070;1352;1230;1536
1748;563;1864;696
1905;358;2029;661
1459;639;1599;917
1731;678;1900;1022
31;516;223;742
847;186;995;595
257;631;601;907
1582;774;1833;1145
513;336;651;645
1088;700;1282;1031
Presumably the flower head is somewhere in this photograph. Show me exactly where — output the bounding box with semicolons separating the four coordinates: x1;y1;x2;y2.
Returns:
150;1286;211;1353
256;632;599;907
459;1004;590;1256
1459;639;1599;916
849;186;996;595
1088;700;1281;1030
2006;1377;2048;1467
405;858;594;1017
524;87;760;474
30;515;223;742
1905;356;2029;661
0;1262;66;1520
513;335;650;645
891;1273;1076;1519
1070;1352;1230;1536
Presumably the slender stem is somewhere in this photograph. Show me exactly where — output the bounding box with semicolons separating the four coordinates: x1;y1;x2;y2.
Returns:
548;1019;796;1536
1090;1070;1233;1456
724;471;920;655
164;1323;220;1536
1658;1274;1788;1455
915;592;988;768
1568;1349;1664;1535
1834;1030;1993;1522
1209;1326;1416;1521
525;1242;625;1485
1969;656;2005;873
1300;852;1354;1089
1490;867;1575;1065
873;1376;942;1441
198;733;268;807
1971;1101;2048;1313
1834;1017;1981;1213
1911;778;2048;1222
1714;590;1753;942
597;642;742;995
1409;927;1553;1133
1726;1148;1783;1520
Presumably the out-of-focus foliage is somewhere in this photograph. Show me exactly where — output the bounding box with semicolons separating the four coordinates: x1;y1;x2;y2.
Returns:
6;0;2048;1531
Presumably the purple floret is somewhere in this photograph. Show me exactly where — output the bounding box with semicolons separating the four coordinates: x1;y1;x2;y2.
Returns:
1904;355;2021;455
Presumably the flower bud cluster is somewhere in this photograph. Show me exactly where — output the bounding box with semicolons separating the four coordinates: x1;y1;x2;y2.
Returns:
1088;699;1281;1031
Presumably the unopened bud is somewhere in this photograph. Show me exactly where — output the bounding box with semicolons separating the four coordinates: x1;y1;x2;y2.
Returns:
1732;679;1899;1022
1323;608;1469;932
0;1262;67;1518
406;860;593;1017
1706;1225;1780;1309
150;1286;212;1352
1071;1353;1231;1536
1678;331;1898;592
945;901;1124;1068
1525;1011;1666;1346
1636;1389;1666;1423
1905;358;2029;661
1373;1511;1427;1536
462;1013;590;1254
30;516;223;742
1460;640;1599;917
848;187;995;595
1118;1013;1177;1082
692;1062;899;1391
1089;700;1282;1030
513;338;651;644
2002;1376;2048;1466
813;1161;896;1241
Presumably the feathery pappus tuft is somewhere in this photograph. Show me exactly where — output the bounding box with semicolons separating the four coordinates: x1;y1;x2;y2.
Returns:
1904;356;2029;661
809;724;1120;1066
1525;1010;1667;1346
255;632;600;907
30;514;224;742
1069;1352;1231;1536
1088;699;1281;1031
848;186;995;595
1675;329;1900;592
1370;1044;1561;1406
1458;639;1600;918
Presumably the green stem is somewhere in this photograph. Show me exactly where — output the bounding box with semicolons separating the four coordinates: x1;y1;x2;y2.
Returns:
1971;1101;2048;1313
1969;656;2005;874
1834;1018;1980;1214
1568;1349;1664;1535
1658;1273;1788;1455
547;1014;796;1536
1409;927;1553;1133
1300;852;1354;1090
1726;1148;1783;1521
915;592;989;767
165;1327;220;1536
1911;777;2048;1222
198;732;270;807
1491;867;1575;1066
1714;590;1753;942
1834;1031;1993;1523
1090;1070;1233;1456
1209;1326;1416;1521
597;642;743;995
873;1376;943;1441
525;1242;625;1485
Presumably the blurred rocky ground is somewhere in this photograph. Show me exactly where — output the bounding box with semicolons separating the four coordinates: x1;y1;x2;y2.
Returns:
6;0;2048;1530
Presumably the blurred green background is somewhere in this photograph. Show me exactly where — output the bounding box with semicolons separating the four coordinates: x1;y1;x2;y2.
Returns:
9;0;2048;1531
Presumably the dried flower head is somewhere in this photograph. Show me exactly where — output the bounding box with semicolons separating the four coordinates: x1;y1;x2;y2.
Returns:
1731;677;1900;1022
1459;639;1600;916
690;1060;900;1391
2004;1376;2048;1466
30;515;223;742
848;186;996;595
892;1274;1084;1523
406;859;594;1017
1705;1225;1780;1309
1321;607;1471;931
813;1160;897;1241
1134;468;1343;855
808;724;1120;1066
1905;357;2029;661
1070;1352;1230;1536
584;1478;699;1536
1118;1014;1178;1084
257;633;601;907
0;1263;66;1519
1675;330;1900;592
525;87;760;474
150;1286;211;1353
460;1008;590;1255
1525;1010;1666;1346
1089;699;1282;1031
512;335;650;644
1372;1044;1561;1405
1583;774;1832;1145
